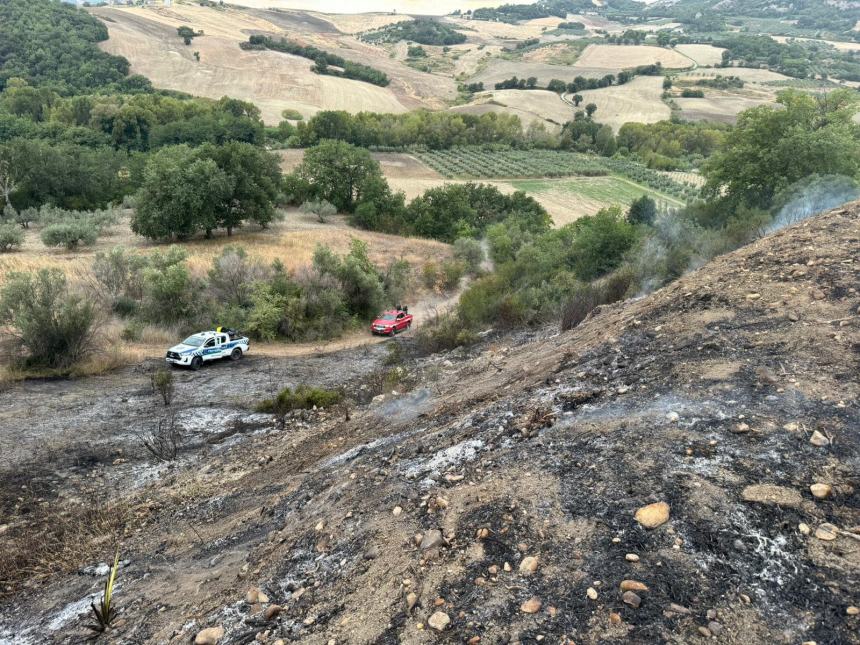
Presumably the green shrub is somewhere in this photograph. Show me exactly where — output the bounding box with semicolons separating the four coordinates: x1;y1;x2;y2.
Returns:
40;221;98;250
120;320;143;341
571;206;639;280
452;237;484;274
440;259;465;291
151;367;174;406
256;384;342;414
0;269;98;369
421;262;440;290
414;312;478;355
300;199;337;223
281;108;304;121
0;223;24;252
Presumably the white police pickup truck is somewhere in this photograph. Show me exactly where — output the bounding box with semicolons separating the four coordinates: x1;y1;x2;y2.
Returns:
165;328;249;370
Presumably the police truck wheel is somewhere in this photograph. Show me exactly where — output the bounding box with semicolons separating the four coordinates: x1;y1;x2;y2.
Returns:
230;348;242;361
190;356;203;371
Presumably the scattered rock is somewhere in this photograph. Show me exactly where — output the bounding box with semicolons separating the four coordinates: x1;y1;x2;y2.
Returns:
798;523;811;535
315;520;325;532
810;483;832;499
406;592;418;610
620;580;648;592
847;606;859;616
263;605;283;621
668;603;691;615
520;597;542;613
732;422;750;434
746;293;761;300
392;505;403;516
810;430;830;447
609;612;622;624
420;530;445;550
428;611;450;631
708;621;723;636
622;591;641;608
625;553;640;562
586;587;598;600
666;412;680;422
815;523;838;541
245;588;268;604
635;502;670;528
519;556;539;574
741;484;803;508
194;627;225;645
698;626;712;637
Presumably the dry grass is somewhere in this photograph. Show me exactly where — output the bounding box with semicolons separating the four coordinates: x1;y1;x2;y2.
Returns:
575;75;670;131
0;477;135;595
573;44;693;71
674;44;727;66
453;89;572;129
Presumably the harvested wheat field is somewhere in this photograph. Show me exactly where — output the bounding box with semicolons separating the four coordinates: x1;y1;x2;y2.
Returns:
573;44;694;71
674;43;727;66
92;6;410;124
453;89;573;129
676;94;773;124
574;75;670;131
470;59;603;88
445;16;564;42
681;67;794;84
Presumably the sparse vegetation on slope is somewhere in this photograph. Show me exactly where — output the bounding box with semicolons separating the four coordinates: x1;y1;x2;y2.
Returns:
362;18;467;46
241;36;390;87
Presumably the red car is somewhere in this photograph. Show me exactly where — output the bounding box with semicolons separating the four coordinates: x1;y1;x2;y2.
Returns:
371;307;413;336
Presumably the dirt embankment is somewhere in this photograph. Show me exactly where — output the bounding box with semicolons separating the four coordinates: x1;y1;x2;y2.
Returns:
1;203;859;643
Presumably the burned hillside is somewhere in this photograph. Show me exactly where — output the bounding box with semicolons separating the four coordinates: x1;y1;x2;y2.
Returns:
1;203;859;644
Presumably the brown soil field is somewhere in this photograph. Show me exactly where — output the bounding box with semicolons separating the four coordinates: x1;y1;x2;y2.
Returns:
92;4;458;124
92;6;411;124
445;16;564;42
453;89;573;129
450;44;504;77
574;75;670;131
470;59;604;88
573;44;694;71
674;44;727;66
278;150;442;180
676;93;773;124
682;67;794;83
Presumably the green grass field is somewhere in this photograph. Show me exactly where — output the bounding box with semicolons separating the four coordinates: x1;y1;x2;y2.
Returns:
511;176;685;214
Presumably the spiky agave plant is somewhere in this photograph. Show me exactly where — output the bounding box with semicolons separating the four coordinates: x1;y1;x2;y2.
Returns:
88;549;120;635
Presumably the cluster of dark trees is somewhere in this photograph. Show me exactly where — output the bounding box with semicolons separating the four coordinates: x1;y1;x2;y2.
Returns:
288;110;524;150
363;18;467;46
241;36;390;87
496;65;660;94
284;140;550;243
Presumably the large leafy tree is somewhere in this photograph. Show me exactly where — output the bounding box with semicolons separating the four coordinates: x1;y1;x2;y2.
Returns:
132;145;230;240
703;89;860;210
291;140;383;212
132;143;282;240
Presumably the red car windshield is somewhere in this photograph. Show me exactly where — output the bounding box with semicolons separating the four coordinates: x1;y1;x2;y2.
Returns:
380;314;397;321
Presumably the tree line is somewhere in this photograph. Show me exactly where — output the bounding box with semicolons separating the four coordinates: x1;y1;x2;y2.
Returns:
362;18;467;46
241;36;390;87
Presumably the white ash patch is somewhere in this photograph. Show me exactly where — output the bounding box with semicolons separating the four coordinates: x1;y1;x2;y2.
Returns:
401;438;485;483
321;427;424;469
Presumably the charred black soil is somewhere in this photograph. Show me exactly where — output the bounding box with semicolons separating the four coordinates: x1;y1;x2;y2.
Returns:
1;204;859;644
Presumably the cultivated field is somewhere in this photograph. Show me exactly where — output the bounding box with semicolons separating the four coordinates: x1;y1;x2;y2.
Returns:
445;16;564;42
675;93;774;123
573;44;694;71
573;75;670;131
681;67;794;83
470;59;604;88
509;176;684;225
91;3;459;124
453;89;573;129
674;44;727;66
